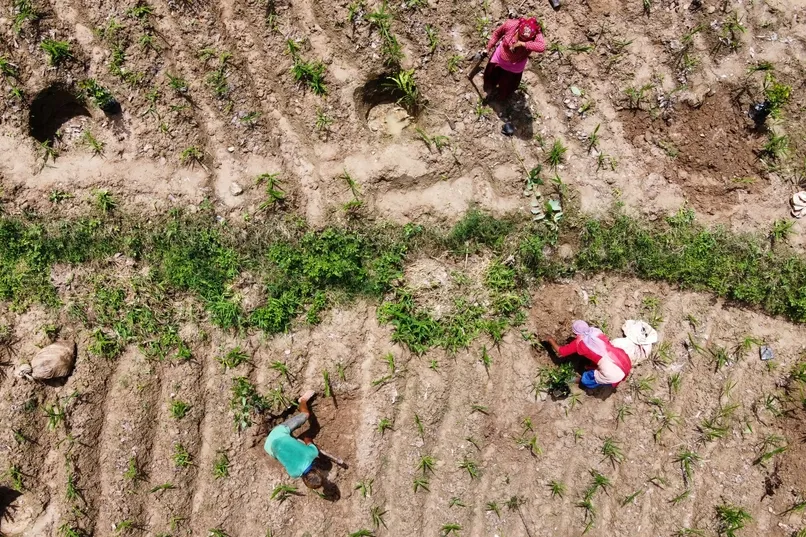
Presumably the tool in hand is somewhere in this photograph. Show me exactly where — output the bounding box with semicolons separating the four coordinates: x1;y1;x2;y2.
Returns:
466;49;488;99
318;447;347;468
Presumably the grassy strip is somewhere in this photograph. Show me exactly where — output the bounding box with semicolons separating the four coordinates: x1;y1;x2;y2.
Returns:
1;207;805;359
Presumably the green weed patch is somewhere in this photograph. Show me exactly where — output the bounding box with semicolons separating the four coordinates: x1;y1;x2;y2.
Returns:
1;207;806;360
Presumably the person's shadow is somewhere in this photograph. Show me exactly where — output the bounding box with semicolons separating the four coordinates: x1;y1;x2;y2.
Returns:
295;402;344;502
1;486;23;528
487;90;535;140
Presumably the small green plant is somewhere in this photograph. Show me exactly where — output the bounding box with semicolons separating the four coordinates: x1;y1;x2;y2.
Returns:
763;72;791;118
323;370;332;397
536;362;576;396
149;482;176;493
547;139;567;170
601;437;625;467
79;79;116;110
180;146;205;167
441;523;462;536
447;54;462;74
315;109;333;132
123;457;140;481
622;489;643;506
167;73;189;93
670;489;691;505
370;505;387;529
367;1;403;66
93;189;117;213
169;399;190;419
12;0;39;33
761;132;789;161
715;504;752;537
208;451;229;479
425;25;439;53
355;479;373;497
208;529;229;537
58;524;84;537
44;404;65;430
458;457;479;479
270;483;299;502
675;449;701;485
4;464;23;492
41;39;73;66
173;444;192;468
449;497;466;507
386;69;419;110
588;124;601;152
485;501;501;518
624;83;653;109
418;455;436;475
81;131;105;156
114;519;134;534
413;476;430;492
548;480;566;498
217;346;249;369
377;417;393;435
256;172;285;208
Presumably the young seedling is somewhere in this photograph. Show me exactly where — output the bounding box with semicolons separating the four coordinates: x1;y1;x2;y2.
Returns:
548;480;566;498
270;483;299;502
425;25;439;53
179;146;205;167
715;504;752;537
370;506;387;529
546;139;567;170
81;131;105;156
377;417;393;435
256;173;285;208
601;437;625;467
622;489;643;506
470;404;489;415
149;482;176;493
418;455;436;475
4;464;23;492
213;452;229;479
92;189;117;213
449;497;466;507
485;501;501;518
458;457;479;479
447;54;462;74
355;479;373;497
480;345;492;373
123;457;140;481
208;529;229;537
218;347;249;370
315;109;333;132
413;476;430;492
41;40;72;66
167;73;189;93
114;519;135;534
386;69;419;110
173;444;192;468
414;414;425;438
668;373;682;396
615;404;633;427
44;404;65;430
675;529;706;537
12;0;39;33
675;449;701;485
440;523;462;536
670;489;691;505
169;399;190;419
588;124;601;152
322;370;332;397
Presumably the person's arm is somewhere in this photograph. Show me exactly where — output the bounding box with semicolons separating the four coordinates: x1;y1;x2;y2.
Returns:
522;31;546;53
487;19;517;52
546;336;577;358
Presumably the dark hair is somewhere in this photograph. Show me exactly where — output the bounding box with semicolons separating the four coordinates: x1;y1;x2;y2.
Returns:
302;468;323;489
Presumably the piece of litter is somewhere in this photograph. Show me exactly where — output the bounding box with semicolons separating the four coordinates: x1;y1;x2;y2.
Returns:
760;346;774;361
570;86;582;96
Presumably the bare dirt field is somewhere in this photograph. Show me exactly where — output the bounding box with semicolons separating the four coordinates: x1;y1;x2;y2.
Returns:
2;0;806;536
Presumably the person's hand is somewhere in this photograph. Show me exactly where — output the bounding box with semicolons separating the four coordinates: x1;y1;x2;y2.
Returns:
511;40;524;50
299;390;315;403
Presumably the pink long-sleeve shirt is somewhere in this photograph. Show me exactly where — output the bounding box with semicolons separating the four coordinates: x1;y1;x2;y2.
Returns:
558;335;632;386
486;19;546;73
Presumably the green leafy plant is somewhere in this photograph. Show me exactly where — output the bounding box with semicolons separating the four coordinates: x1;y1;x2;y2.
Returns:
413;476;430;492
270;483;299;502
41;40;72;66
370;506;387;529
173;444;192;467
601;437;625;467
425;25;439;53
180;146;205;167
458;457;479;479
715;504;752;537
548;479;566;498
377;417;393;435
386;69;419;110
367;1;403;66
218;346;249;369
256;173;285;208
547;139;567;170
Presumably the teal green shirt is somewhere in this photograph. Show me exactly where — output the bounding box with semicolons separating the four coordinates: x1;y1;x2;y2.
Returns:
265;425;319;478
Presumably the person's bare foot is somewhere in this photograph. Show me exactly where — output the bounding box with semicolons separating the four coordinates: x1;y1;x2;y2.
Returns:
299;390;315;403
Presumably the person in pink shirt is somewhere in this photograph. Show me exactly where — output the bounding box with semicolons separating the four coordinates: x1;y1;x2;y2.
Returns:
483;17;546;101
545;320;633;390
